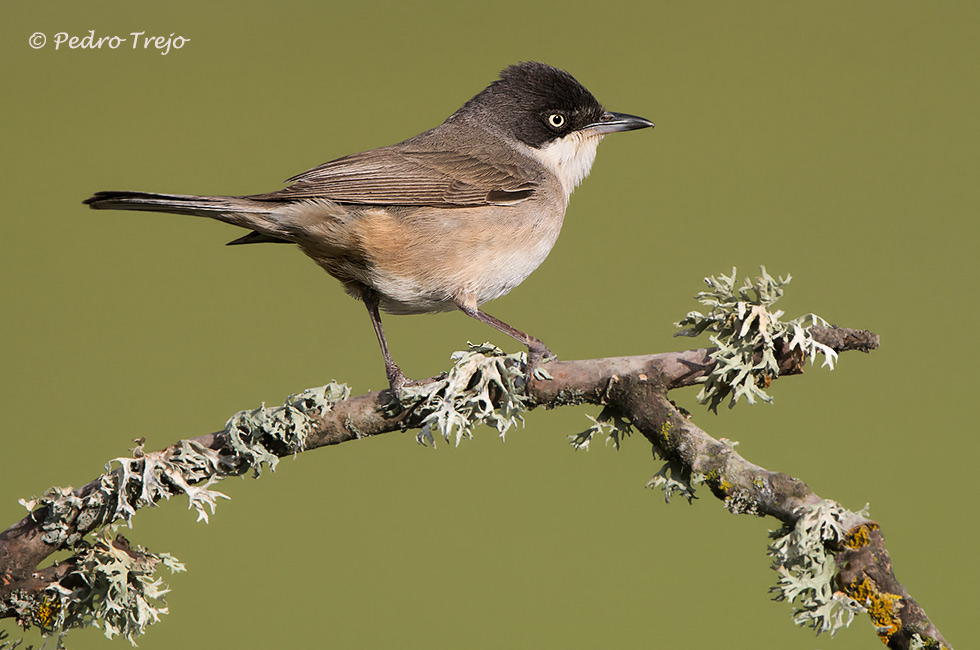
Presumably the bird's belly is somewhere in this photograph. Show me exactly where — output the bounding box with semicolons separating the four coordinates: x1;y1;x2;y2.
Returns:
357;206;564;315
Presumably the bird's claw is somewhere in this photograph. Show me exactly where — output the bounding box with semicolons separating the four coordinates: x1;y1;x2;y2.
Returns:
386;367;446;404
525;344;556;387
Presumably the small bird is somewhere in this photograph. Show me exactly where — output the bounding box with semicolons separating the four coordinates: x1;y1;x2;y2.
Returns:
85;62;653;394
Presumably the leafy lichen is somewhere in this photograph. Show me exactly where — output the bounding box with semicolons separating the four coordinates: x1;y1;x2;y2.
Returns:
223;382;350;475
646;460;699;504
675;268;838;411
51;527;185;646
4;528;185;648
402;343;527;447
723;488;760;516
768;500;868;636
14;382;351;646
570;406;633;450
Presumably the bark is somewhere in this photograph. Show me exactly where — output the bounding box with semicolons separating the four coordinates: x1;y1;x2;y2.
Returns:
0;326;950;649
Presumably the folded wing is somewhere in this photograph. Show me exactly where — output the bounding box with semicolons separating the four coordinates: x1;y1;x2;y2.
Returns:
248;148;536;207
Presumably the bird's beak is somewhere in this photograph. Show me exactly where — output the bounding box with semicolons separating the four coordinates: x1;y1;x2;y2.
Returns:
583;111;655;135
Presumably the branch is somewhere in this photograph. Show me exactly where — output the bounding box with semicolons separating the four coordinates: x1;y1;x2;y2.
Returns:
0;326;948;649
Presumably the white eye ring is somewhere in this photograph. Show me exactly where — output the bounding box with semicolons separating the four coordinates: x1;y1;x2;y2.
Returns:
548;113;565;128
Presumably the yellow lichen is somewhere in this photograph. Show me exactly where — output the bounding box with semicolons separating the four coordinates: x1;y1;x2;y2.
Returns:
846;577;902;642
703;468;732;494
658;420;673;447
33;593;61;628
844;523;879;549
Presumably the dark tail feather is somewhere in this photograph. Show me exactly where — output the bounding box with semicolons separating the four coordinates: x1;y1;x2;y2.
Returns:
83;191;290;242
83;191;272;217
225;231;292;246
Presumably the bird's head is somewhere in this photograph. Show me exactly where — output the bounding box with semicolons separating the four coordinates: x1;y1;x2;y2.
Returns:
454;62;654;197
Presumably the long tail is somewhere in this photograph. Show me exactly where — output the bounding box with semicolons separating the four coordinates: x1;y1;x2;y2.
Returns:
83;191;292;244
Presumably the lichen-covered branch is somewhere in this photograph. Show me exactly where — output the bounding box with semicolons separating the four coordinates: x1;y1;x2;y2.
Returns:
2;327;943;648
0;269;947;649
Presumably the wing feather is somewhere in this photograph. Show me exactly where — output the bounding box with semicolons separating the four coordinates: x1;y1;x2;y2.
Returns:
248;148;536;207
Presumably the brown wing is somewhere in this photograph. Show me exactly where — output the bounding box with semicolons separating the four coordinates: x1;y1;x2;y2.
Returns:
248;148;536;207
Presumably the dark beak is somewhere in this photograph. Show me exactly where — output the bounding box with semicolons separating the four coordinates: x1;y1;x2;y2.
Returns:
584;111;654;135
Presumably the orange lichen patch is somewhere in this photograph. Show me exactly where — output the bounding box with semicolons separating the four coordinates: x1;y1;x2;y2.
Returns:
33;593;61;628
843;522;880;549
846;577;902;643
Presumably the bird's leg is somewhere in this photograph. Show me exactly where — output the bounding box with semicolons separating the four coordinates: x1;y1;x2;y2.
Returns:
455;300;555;373
361;286;411;396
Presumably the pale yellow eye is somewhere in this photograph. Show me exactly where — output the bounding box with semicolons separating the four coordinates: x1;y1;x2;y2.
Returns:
547;113;565;128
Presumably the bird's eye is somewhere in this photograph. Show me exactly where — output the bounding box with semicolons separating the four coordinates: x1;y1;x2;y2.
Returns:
547;113;566;129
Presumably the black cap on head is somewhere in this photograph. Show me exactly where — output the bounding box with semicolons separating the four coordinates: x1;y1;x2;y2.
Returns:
452;62;607;148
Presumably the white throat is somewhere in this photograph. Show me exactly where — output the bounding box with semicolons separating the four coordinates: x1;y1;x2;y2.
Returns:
527;131;604;201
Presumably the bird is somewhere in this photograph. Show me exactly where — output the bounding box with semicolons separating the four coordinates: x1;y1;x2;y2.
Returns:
84;62;654;396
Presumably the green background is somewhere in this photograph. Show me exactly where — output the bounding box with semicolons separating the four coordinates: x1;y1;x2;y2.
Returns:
2;1;975;648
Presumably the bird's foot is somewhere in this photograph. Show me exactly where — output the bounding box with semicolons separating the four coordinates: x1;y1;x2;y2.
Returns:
385;365;446;405
525;342;557;387
385;365;417;403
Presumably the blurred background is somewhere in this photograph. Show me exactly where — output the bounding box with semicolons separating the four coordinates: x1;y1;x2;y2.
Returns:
2;2;975;648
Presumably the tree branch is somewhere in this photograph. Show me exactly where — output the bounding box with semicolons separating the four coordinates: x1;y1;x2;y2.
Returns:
0;325;950;649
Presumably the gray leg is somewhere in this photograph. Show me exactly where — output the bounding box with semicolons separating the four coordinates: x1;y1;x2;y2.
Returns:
361;286;409;394
455;302;554;364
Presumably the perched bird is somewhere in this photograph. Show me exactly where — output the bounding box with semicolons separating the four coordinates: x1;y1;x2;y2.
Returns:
84;62;653;394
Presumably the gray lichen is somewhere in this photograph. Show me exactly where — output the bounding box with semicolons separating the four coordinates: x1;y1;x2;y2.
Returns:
223;382;350;476
402;343;527;447
570;406;633;451
646;460;700;504
768;500;868;636
675;268;838;411
49;527;184;645
14;382;351;645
